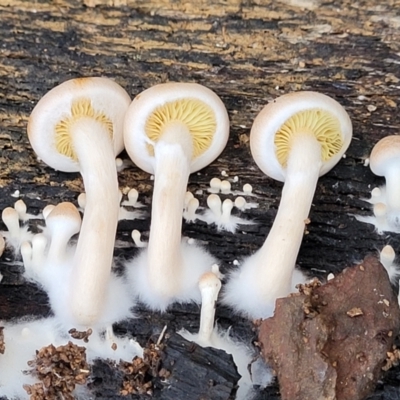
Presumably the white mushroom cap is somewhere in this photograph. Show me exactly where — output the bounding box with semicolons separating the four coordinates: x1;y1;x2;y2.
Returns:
28;77;131;172
45;202;82;257
250;91;352;182
42;204;56;220
370;135;400;177
123;82;229;174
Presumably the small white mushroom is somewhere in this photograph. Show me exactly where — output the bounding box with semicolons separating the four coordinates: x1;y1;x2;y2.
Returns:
2;207;21;240
220;179;231;194
77;192;87;211
131;230;147;248
127;188;139;206
220;199;234;225
1;207;33;252
197;266;222;345
370;187;382;201
184;197;200;222
370;136;400;229
234;196;247;210
184;191;194;207
14;200;28;221
243;183;253;194
45;202;82;264
202;194;254;233
179;264;273;399
373;202;387;231
380;244;395;269
115;157;124;171
379;245;399;284
207;194;222;218
208;177;222;193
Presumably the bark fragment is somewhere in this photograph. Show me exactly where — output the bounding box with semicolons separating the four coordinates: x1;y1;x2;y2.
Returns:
259;256;400;400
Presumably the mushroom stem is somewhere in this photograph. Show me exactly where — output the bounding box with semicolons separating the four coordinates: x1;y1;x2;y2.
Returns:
384;166;400;217
69;118;120;326
256;134;321;299
147;121;193;299
198;268;222;344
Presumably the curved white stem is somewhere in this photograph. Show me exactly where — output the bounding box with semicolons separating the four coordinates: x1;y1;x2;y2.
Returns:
20;241;32;270
221;199;233;224
147;121;193;299
31;233;47;272
198;269;221;345
68;118;120;327
207;194;222;217
2;208;20;239
255;134;322;301
385;165;400;212
384;165;400;228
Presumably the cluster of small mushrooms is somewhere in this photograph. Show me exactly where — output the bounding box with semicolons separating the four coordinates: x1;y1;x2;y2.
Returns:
0;76;398;399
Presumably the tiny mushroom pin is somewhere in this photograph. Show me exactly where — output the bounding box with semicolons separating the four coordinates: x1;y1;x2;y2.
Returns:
44;202;82;265
370;135;400;229
124;82;229;310
180;264;273;398
27;77;131;327
223;91;352;319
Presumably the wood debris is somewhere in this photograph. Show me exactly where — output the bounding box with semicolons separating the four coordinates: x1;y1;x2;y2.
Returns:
259;256;400;400
119;339;169;396
68;328;93;343
23;341;90;400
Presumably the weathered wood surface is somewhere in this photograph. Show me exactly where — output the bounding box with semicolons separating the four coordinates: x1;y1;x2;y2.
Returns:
1;0;400;398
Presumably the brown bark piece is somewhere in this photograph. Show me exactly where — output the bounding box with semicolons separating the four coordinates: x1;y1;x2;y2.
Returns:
259;256;400;400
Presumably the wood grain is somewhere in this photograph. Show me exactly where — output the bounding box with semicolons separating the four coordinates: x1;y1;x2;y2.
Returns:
1;1;400;398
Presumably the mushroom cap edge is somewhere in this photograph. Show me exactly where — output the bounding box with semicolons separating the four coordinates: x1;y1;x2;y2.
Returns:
370;135;400;177
27;77;131;173
250;91;353;182
123;82;230;174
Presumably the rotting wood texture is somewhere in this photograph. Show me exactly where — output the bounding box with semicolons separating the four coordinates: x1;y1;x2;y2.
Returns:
1;1;400;399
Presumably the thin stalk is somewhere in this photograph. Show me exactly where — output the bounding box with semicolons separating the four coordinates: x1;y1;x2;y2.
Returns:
255;134;322;301
69;118;120;327
147;121;193;300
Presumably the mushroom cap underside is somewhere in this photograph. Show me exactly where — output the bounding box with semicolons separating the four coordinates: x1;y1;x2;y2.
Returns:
27;77;131;173
370;135;400;177
123;82;229;174
250;91;352;182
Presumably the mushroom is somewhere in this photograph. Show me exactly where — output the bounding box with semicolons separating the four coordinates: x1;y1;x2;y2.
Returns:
200;193;254;233
370;135;400;229
123;82;229;310
27;77;131;327
379;244;399;283
179;265;273;399
223;91;352;319
196;265;222;346
1;206;33;253
44;202;82;264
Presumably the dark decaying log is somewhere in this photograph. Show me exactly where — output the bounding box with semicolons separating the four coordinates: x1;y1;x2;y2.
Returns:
1;0;400;398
